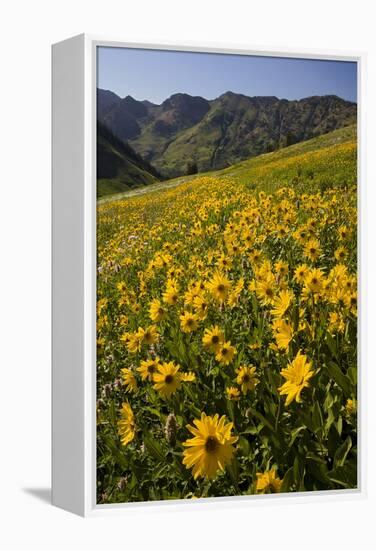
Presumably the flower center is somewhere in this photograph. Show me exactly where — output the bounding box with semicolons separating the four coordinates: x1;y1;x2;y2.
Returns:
205;436;219;453
147;365;156;374
242;374;250;383
217;284;225;292
266;288;273;297
164;374;174;384
212;335;219;344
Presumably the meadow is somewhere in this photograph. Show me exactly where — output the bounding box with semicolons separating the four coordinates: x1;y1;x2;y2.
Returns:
96;126;357;503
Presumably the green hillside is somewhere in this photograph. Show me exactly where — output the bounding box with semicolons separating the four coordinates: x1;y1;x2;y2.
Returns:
97;122;161;198
154;95;356;178
99;125;356;203
209;124;357;194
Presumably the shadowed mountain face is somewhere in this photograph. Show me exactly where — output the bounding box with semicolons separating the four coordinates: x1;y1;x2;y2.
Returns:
98;89;357;178
97;121;161;197
97;89;122;118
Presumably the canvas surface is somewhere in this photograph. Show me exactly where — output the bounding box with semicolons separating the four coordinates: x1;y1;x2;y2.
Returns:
96;46;358;504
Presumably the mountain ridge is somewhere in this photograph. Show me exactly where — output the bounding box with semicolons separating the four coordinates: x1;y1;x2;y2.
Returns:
98;88;357;178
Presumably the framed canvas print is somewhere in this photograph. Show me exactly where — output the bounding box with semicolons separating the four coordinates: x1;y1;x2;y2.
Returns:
52;34;365;516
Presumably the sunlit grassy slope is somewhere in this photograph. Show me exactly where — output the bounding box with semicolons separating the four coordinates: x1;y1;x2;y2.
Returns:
96;123;358;502
98;125;356;204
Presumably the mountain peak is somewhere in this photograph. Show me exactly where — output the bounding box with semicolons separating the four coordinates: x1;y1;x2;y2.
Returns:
97;88;356;179
142;99;157;108
119;95;148;118
97;88;121;118
156;94;211;132
162;93;209;108
218;90;244;100
123;94;137;102
218;91;280;103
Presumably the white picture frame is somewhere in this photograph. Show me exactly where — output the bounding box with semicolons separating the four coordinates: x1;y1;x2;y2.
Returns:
52;33;366;517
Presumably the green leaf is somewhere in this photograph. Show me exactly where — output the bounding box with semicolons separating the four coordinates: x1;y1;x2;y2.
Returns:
143;435;166;463
299;410;315;433
336;415;343;436
280;467;294;493
311;402;324;433
226;399;235;422
347;367;357;386
146;407;163;419
103;435;129;469
328;462;357;488
325;407;335;435
325;332;337;357
326;362;352;398
227;457;240;487
251;294;259;317
327;424;341;458
289;425;306;447
306;458;330;485
242;424;261;435
293;456;305;489
238;436;251;456
293;456;299;483
323;391;334;412
305;452;326;464
292;304;300;333
333;436;352;468
246;407;275;433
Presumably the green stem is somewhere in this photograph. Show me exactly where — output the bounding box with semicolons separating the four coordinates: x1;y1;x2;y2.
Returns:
275;395;282;432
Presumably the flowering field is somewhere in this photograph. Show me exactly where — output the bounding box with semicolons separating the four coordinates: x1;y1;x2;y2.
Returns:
96;133;357;503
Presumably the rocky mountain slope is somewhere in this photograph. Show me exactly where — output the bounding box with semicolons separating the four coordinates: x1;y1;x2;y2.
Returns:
98;89;357;179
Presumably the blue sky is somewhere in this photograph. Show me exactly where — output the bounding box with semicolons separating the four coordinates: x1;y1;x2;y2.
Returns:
97;46;357;104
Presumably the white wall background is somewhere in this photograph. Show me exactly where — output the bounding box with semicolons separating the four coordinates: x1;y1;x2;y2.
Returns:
1;0;375;548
